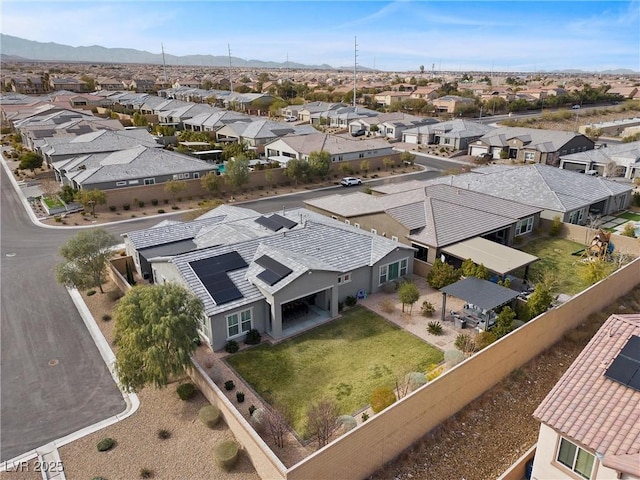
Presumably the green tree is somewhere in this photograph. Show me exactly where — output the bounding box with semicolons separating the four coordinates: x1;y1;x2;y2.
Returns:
426;260;461;289
580;259;610;285
113;283;204;392
308;150;331;180
400;151;415;165
164;179;188;204
55;228;118;294
224;157;250;191
264;169;276;189
360;159;371;175
382;157;395;171
200;172;220;196
526;283;553;320
59;184;76;204
76;189;107;217
18;151;43;173
461;258;477;277
398;281;420;314
222;142;256;161
493;306;516;338
474;331;497;350
285;158;310;186
474;263;490;280
132;111;148;127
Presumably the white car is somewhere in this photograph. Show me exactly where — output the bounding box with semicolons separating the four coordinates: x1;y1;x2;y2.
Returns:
340;177;362;187
285;116;297;122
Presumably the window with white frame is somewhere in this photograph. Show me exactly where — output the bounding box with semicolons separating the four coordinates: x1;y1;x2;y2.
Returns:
568;208;585;224
556;437;595;479
391;235;398;242
371;228;377;235
379;258;408;285
344;219;350;225
338;273;351;284
116;181;127;186
184;172;190;178
144;178;155;185
524;151;535;162
354;223;360;229
129;180;139;185
515;216;534;236
226;309;252;339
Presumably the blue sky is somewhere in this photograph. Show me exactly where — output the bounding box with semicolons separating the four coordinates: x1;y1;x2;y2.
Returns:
2;1;639;72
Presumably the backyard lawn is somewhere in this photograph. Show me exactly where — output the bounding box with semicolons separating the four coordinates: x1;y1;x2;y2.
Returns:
617;211;640;222
226;306;443;436
518;237;619;295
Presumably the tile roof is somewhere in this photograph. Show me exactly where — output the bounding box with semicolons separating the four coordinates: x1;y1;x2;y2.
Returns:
268;132;392;156
561;140;640;166
42;129;161;157
533;314;640;476
477;126;590;152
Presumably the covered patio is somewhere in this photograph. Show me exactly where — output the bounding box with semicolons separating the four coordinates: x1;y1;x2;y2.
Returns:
440;277;521;331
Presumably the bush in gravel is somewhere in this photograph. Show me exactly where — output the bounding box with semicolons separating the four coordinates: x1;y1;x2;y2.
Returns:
97;437;115;452
249;404;257;416
101;314;112;322
427;321;443;335
109;205;117;212
338;415;357;432
176;382;197;401
370;386;396;413
157;209;165;214
244;328;261;345
157;429;171;440
224;380;235;391
107;290;122;301
421;301;435;317
250;407;266;432
139;468;154;478
87;289;97;296
344;295;357;307
214;440;239;471
225;340;239;353
198;405;221;428
236;391;245;403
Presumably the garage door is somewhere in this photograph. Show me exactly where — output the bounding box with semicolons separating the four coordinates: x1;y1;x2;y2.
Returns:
469;146;488;157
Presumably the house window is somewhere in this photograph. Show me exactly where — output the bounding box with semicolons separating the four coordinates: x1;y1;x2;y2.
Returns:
226;309;252;339
359;153;365;158
184;173;190;179
144;178;155;185
371;228;377;235
412;243;429;262
129;180;139;185
515;216;534;236
193;172;200;179
116;181;127;186
345;219;350;225
391;235;398;242
354;223;360;229
556;438;595;479
338;273;352;284
379;258;409;285
524;152;535;162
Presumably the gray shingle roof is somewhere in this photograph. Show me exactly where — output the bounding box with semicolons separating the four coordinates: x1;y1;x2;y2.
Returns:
42;129;160;157
477;127;590;152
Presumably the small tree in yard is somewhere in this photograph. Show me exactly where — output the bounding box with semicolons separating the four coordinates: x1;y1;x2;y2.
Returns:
264;403;291;449
398;281;420;313
382;157;395;171
308;150;331;180
224;157;251;191
493;306;516;338
164;179;187;204
114;283;204;392
76;189;106;216
285;158;310;186
306;398;340;449
526;283;554;320
200;172;220;196
19;151;43;173
55;228;118;294
360;159;370;175
400;151;415;165
426;259;461;289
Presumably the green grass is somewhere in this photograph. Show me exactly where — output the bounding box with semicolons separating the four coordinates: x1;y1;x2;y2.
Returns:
518;237;618;295
227;306;443;436
42;196;64;209
617;211;640;222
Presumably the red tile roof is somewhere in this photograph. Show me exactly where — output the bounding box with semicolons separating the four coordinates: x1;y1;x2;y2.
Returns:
534;314;640;476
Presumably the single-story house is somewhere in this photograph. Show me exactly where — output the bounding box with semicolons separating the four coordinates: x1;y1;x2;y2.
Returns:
348;113;437;139
468;127;595;166
560;140;640;179
371;164;633;224
123;205;416;350
431;95;475;114
373;91;414;107
265;132;394;163
52;145;218;190
157;103;218;129
183;110;255;133
215;119;317;156
531;313;640;480
297;102;346;123
305;183;543;266
402;119;495;150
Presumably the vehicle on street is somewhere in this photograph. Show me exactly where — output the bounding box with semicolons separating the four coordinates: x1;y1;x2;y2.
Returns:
572;104;581;109
285;116;297;122
340;177;362;187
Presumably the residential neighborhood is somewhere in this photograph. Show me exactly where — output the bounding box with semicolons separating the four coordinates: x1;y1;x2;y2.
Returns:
1;10;640;480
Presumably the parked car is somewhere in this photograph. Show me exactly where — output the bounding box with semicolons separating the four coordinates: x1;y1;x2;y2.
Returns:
571;104;581;109
285;116;297;122
351;129;366;137
340;177;362;187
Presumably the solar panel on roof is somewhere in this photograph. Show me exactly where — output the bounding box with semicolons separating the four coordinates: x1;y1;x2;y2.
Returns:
189;251;247;305
605;335;640;392
255;215;282;231
255;255;292;277
270;213;297;230
257;269;281;286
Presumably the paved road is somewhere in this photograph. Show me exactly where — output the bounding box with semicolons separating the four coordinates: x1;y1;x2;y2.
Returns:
0;151;448;461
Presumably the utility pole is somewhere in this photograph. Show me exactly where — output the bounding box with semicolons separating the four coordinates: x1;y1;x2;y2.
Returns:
353;36;358;107
161;43;167;83
228;44;234;93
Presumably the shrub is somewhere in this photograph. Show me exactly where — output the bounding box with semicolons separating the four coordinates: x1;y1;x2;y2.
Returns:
621;222;637;238
225;340;239;353
406;372;427;391
109;205;117;212
421;300;435;317
171;205;180;210
370;386;396;413
163;199;169;204
426;260;461;289
224;380;235;391
361;412;370;422
137;200;145;208
427;321;443;335
455;333;476;354
214;440;239;471
157;209;165;214
101;314;112;322
338;414;357;432
249;404;257;416
157;429;171;440
344;295;357;307
444;349;465;367
244;328;261;345
475;331;498;350
176;382;197;401
198;405;221;428
549;215;562;236
236;391;245;403
250;407;266;432
87;289;96;296
151;199;159;206
107;289;122;301
97;437;115;452
123;204;130;211
139;468;154;479
426;364;445;381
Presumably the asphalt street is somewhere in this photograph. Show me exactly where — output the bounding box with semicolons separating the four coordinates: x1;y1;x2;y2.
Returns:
0;150;451;462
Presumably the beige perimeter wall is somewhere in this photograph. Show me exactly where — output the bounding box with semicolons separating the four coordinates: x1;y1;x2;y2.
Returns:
285;258;640;480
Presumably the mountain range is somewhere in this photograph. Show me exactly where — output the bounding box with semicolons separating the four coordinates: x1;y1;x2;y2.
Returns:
0;34;338;70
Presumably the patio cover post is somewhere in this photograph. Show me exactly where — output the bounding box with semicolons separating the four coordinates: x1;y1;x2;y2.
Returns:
441;292;447;322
